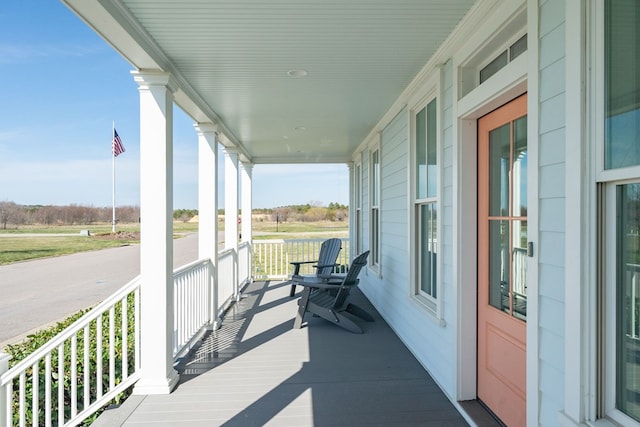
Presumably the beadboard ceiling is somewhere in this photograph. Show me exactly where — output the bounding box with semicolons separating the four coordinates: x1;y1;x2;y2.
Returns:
63;0;477;164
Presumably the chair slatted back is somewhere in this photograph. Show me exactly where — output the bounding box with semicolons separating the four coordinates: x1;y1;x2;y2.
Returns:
316;238;342;276
333;250;370;308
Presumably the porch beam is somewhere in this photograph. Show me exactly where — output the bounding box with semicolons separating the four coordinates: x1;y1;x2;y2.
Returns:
131;70;179;395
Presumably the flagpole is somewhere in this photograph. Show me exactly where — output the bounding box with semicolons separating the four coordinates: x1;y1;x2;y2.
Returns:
112;121;116;233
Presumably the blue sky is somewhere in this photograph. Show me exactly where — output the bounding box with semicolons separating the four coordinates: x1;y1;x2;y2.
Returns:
0;1;348;209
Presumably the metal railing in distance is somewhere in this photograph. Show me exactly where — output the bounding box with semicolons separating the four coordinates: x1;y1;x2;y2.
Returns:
173;259;213;358
0;278;141;427
252;238;350;280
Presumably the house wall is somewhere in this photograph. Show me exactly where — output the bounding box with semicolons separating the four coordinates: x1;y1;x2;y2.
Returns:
358;0;577;424
359;65;459;399
537;0;567;424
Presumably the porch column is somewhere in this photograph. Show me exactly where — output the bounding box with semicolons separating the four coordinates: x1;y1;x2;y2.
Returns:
222;147;240;298
195;123;219;327
131;70;179;395
240;162;253;243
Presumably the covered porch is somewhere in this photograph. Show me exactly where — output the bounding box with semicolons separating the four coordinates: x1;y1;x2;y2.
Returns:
98;280;472;426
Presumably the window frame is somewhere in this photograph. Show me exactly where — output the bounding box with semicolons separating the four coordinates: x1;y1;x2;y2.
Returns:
354;158;363;256
369;136;381;274
409;86;441;316
593;1;640;424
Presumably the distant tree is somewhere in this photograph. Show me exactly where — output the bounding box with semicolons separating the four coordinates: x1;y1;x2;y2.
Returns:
0;201;19;229
173;208;198;222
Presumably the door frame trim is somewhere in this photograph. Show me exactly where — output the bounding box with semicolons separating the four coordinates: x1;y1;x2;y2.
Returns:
453;74;530;405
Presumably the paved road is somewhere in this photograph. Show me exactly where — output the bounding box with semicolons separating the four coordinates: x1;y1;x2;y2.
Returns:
0;233;200;349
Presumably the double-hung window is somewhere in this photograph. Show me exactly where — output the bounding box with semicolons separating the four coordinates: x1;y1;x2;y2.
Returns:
414;98;438;308
355;161;363;256
599;0;640;423
370;147;381;270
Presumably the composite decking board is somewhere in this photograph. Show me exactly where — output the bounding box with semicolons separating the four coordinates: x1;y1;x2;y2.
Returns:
121;280;468;426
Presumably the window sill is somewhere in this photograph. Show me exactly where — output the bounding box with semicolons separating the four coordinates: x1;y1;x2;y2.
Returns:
411;294;446;327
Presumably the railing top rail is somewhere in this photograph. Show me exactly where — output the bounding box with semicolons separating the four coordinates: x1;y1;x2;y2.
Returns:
173;258;211;276
253;238;348;244
219;248;237;258
1;276;141;385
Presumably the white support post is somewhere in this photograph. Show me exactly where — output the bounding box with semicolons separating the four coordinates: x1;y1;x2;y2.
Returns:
131;70;179;395
240;162;253;284
0;353;11;424
223;148;240;299
240;162;253;243
195;123;220;328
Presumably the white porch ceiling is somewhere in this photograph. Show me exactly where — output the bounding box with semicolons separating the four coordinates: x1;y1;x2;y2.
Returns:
63;0;477;164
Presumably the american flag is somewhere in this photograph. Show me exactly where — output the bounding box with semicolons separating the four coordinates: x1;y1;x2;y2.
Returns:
112;129;125;157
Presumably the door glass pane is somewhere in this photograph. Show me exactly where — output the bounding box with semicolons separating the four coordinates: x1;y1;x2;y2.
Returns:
419;203;437;297
512;220;527;321
617;183;640;421
605;0;640;169
489;220;510;313
513;116;527;217
489;123;511;217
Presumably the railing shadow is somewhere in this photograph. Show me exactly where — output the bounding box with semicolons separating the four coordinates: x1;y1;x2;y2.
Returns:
173;280;469;426
174;281;295;386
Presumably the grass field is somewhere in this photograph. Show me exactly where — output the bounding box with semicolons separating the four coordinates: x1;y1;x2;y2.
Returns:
0;219;348;265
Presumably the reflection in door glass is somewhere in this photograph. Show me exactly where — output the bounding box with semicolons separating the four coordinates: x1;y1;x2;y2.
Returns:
489;220;510;313
513;117;527;217
489;124;511;217
512;220;527;320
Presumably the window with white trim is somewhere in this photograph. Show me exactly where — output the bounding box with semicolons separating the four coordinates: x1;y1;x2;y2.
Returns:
414;97;438;307
598;1;640;424
355;160;363;256
370;146;381;270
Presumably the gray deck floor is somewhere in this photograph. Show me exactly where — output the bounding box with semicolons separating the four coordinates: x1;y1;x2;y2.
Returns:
119;280;470;426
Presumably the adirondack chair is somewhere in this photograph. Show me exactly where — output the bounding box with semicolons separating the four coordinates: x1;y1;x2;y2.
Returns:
289;237;342;297
293;250;372;333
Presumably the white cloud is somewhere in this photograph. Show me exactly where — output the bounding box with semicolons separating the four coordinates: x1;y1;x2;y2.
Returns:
0;42;104;64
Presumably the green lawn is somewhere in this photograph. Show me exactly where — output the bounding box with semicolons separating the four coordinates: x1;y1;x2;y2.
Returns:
0;220;347;265
0;221;199;265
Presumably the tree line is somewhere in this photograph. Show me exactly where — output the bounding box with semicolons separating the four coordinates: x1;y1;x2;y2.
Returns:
0;201;140;229
0;201;349;229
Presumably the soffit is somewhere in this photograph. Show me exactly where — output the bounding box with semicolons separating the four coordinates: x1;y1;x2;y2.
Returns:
68;0;477;163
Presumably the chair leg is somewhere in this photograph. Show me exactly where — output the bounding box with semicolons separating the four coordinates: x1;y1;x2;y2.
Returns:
293;287;311;329
346;303;375;322
305;303;363;334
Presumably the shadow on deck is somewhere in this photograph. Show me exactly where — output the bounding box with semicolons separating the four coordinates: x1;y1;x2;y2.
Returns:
116;280;471;426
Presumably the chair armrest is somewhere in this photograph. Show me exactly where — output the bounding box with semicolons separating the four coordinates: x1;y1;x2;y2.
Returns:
290;260;318;275
313;263;339;270
290;260;318;266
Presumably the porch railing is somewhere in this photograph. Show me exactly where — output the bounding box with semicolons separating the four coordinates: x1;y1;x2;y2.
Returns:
0;278;141;427
252;238;350;280
0;241;252;427
173;259;212;358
